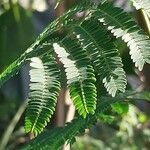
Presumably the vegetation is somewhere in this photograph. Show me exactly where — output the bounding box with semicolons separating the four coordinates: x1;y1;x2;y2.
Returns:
0;0;150;149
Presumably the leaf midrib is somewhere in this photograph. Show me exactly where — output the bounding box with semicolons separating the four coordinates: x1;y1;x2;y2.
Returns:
76;24;113;76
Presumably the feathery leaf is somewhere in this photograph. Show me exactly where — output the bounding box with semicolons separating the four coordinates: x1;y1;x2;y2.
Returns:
92;2;150;71
22;117;88;150
53;38;97;118
25;53;61;136
0;2;89;88
22;95;131;150
73;19;127;97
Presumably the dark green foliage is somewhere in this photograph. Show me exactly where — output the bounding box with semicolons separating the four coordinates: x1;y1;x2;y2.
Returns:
21;97;117;150
22;117;88;150
73;19;127;97
0;2;88;87
0;0;150;149
53;38;97;117
25;53;61;135
92;2;150;71
22;94;136;150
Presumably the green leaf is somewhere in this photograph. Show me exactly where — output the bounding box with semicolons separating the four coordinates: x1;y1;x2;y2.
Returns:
111;102;129;114
73;19;127;97
53;38;97;118
25;53;61;136
92;2;150;71
22;96;129;149
22;117;87;150
96;113;115;124
0;2;88;88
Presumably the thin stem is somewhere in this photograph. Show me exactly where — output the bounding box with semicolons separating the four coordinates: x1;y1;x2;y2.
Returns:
0;101;27;150
140;9;150;37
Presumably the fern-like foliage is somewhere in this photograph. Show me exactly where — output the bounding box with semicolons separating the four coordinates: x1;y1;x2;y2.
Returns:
22;117;89;150
92;2;150;71
0;1;150;146
22;95;131;150
73;19;127;97
0;2;89;87
53;37;97;118
21;99;108;150
131;0;150;18
25;53;61;136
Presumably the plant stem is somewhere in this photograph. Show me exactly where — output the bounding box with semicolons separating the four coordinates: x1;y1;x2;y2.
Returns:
0;101;27;150
140;9;150;37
